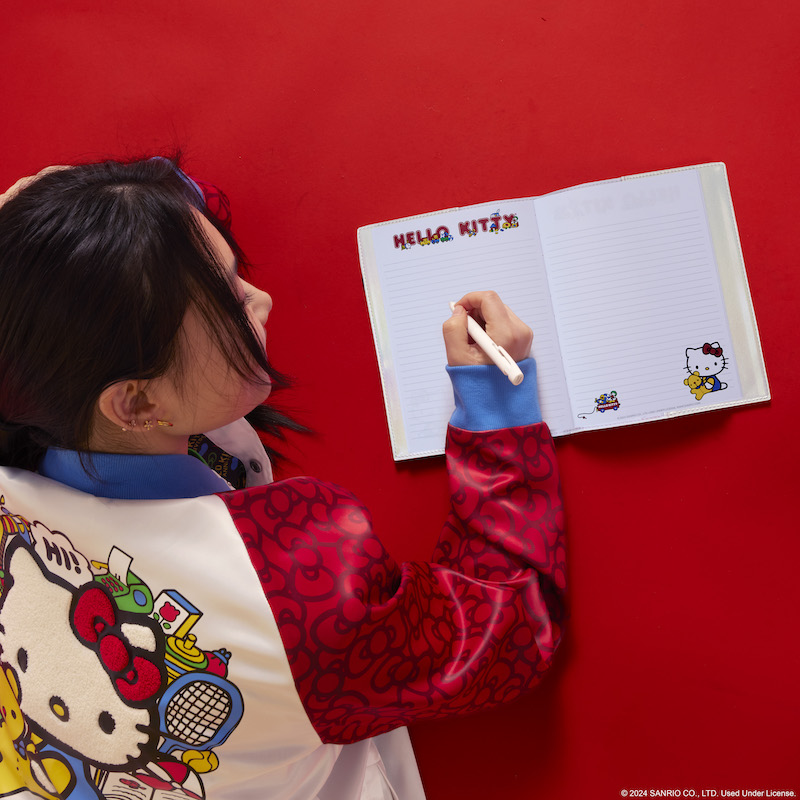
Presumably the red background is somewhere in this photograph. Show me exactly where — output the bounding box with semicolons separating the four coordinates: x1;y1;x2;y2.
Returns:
3;1;798;797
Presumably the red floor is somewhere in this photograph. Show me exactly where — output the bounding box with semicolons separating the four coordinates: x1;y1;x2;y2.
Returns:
3;1;798;797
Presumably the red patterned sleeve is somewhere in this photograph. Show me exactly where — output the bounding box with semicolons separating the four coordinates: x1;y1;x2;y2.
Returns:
220;421;566;745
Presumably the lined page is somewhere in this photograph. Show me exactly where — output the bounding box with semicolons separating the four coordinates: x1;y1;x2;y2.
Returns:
361;198;570;458
534;168;741;432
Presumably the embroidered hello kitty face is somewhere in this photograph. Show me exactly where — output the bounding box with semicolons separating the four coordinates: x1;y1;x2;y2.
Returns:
0;542;163;769
686;342;727;378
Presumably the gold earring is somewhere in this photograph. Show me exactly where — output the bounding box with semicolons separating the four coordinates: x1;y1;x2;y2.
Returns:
143;420;154;431
156;419;173;428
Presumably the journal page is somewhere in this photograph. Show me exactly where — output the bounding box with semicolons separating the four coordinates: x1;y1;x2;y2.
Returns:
534;167;742;432
359;198;570;459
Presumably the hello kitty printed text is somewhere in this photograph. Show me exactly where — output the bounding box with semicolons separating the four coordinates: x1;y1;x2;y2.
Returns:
393;211;519;250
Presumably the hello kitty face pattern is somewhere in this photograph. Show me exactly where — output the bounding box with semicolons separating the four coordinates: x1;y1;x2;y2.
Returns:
223;423;566;744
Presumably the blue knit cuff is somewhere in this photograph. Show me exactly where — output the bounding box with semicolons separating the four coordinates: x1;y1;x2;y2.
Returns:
446;358;542;431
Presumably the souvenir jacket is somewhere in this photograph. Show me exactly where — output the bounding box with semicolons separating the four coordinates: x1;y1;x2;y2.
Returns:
0;416;565;799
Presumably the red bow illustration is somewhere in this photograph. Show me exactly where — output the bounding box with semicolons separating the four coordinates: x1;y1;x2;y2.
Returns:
71;585;163;704
702;343;722;357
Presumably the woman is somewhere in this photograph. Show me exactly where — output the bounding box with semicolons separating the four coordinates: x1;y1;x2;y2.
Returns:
0;158;565;799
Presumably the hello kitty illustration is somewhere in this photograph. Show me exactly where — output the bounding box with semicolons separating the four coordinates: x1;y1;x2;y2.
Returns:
684;342;728;399
0;500;245;800
0;538;165;796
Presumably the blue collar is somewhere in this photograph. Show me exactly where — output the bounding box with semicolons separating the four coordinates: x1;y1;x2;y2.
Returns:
39;449;232;500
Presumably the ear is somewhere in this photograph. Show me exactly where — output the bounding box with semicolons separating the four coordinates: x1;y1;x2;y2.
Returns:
96;381;158;432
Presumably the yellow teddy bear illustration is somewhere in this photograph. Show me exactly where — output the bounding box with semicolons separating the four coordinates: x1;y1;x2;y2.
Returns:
684;370;713;401
0;664;72;799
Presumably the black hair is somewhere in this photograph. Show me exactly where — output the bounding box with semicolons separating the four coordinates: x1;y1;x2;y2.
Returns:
0;156;301;471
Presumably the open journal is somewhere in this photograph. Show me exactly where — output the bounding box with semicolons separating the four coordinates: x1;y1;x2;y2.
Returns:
357;163;770;460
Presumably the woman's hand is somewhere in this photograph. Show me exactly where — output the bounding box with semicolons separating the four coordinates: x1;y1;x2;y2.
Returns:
0;165;70;210
442;290;533;366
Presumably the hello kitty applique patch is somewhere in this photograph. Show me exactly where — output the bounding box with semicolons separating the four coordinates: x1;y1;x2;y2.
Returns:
0;498;244;800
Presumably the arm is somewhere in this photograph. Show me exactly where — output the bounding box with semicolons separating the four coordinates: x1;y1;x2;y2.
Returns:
0;166;70;209
222;418;565;744
221;293;566;744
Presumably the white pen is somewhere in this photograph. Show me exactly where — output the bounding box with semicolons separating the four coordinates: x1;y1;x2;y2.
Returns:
449;301;524;386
